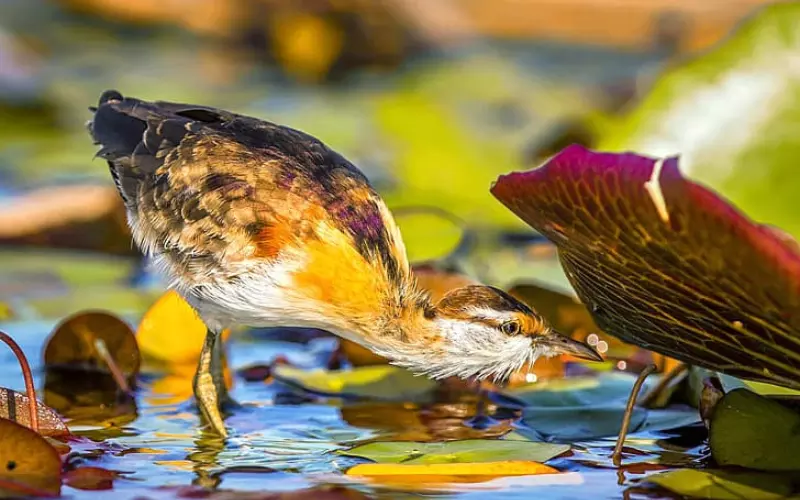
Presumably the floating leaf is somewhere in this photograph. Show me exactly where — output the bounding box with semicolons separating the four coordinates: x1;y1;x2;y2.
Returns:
520;405;699;442
0;388;69;438
346;460;559;480
63;466;119;491
340;439;570;465
710;388;800;471
45;310;140;380
645;469;794;500
492;145;800;391
272;365;437;402
0;418;62;497
136;290;231;367
499;371;653;408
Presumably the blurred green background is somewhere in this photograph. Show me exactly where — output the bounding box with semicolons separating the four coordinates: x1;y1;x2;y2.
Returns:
3;0;795;242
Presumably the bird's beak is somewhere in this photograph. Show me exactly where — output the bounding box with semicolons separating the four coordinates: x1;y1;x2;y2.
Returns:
538;331;604;362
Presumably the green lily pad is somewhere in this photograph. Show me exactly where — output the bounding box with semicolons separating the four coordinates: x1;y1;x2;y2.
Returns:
646;469;795;500
596;2;800;240
710;388;800;471
500;372;655;408
520;405;699;442
271;365;437;402
339;439;570;464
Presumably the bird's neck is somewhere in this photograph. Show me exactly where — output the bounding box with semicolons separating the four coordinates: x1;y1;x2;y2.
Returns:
347;272;439;353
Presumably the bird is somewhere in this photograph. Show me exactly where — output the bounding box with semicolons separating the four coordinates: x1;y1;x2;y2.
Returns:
87;90;603;438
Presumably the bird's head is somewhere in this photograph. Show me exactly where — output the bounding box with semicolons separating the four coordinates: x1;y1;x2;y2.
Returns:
380;285;603;382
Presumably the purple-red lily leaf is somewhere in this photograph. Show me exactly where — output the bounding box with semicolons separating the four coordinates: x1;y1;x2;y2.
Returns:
491;144;800;390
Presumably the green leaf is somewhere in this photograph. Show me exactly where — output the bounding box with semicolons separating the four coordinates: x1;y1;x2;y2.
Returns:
503;373;699;441
646;469;795;500
271;365;438;402
596;2;800;240
710;388;800;471
339;439;570;465
501;372;654;408
519;405;699;442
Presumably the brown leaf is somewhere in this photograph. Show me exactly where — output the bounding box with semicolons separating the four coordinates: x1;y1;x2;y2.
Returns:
0;388;69;438
63;466;119;491
0;418;62;497
44;310;140;382
492;145;800;390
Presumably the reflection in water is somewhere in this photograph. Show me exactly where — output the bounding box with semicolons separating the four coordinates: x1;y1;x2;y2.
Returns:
44;368;138;435
340;399;514;443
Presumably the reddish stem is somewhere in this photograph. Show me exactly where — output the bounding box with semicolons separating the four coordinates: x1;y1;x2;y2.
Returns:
0;330;39;433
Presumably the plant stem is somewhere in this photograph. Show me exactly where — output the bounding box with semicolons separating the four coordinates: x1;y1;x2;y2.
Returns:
93;338;131;394
638;362;688;408
0;330;39;433
612;364;656;467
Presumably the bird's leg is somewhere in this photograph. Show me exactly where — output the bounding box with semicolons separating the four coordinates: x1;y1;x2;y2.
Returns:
193;328;229;438
464;386;497;430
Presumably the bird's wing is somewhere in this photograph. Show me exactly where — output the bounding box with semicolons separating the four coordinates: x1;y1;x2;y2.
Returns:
87;91;410;291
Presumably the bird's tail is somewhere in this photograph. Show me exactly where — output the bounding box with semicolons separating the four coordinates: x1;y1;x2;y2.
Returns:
87;90;223;207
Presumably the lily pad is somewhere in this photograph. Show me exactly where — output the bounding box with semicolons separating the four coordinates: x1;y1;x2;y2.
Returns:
645;469;795;500
520;405;699;442
136;290;231;368
492;145;800;391
340;439;570;465
45;310;140;378
499;372;655;408
272;365;438;402
709;388;800;471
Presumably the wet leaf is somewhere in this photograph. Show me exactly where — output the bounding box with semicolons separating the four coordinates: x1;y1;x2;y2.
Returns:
492;145;800;391
710;388;800;471
63;466;120;491
346;460;559;479
0;388;69;438
520;405;699;442
645;469;795;500
499;372;653;408
272;365;437;402
502;372;700;441
44;310;140;379
340;439;570;464
0;418;62;497
136;290;231;367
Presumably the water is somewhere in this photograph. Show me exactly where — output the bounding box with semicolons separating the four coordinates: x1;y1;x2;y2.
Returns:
0;2;698;497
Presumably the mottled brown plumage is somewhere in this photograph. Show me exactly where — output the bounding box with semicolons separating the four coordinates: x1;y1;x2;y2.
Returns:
87;90;601;438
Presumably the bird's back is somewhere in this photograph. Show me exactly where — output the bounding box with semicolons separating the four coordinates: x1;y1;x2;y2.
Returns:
88;91;413;332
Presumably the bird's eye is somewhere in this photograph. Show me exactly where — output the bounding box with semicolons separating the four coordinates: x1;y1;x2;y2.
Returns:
500;321;521;335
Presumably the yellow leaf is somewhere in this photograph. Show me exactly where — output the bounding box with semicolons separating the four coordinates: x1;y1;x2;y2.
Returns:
137;291;230;366
346;461;559;484
0;418;62;497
